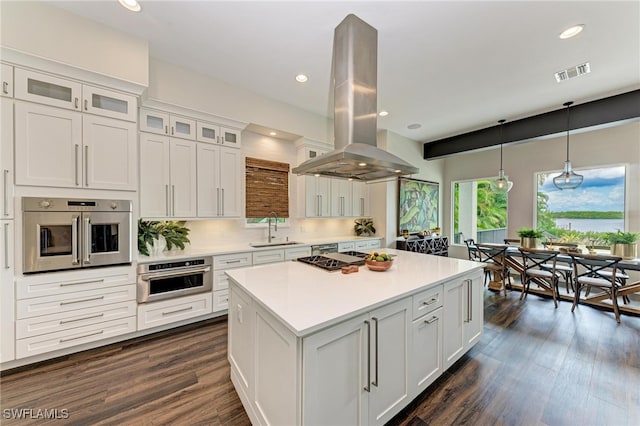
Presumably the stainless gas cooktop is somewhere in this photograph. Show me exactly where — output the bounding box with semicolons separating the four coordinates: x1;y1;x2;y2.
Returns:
296;251;368;271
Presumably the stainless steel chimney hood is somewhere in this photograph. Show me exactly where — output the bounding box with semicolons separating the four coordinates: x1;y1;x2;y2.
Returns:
292;14;419;181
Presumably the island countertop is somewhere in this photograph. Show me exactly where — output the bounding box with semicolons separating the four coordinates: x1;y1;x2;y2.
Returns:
226;249;483;336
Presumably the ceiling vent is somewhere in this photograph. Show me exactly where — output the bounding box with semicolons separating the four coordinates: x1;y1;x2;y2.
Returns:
555;62;591;83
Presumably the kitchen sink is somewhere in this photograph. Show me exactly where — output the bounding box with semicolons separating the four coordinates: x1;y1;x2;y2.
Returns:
249;241;304;248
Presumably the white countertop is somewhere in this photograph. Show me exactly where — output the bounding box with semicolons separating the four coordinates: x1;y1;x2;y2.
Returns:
226;249;483;337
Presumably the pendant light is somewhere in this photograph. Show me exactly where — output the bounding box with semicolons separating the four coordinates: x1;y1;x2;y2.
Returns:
489;119;513;193
553;101;583;190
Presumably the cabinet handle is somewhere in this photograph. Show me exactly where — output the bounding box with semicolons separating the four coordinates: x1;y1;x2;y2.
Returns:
3;222;9;269
372;317;379;387
60;330;104;343
316;195;320;216
84;145;89;186
221;188;224;216
3;169;8;217
2;81;8;94
162;306;193;316
422;297;438;306
364;320;371;392
60;313;104;325
361;198;365;216
171;126;174;135
83;217;91;264
468;279;473;322
84;99;88;111
60;295;104;305
71;215;80;265
319;195;323;216
165;185;170;216
225;259;242;264
171;185;176;216
216;188;220;216
60;279;104;287
74;97;79;109
165;125;168;134
74;144;80;186
425;315;439;324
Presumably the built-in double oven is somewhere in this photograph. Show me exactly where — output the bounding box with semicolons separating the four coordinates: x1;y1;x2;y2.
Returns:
22;197;132;274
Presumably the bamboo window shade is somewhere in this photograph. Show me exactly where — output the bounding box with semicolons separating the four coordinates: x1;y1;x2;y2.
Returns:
245;157;290;218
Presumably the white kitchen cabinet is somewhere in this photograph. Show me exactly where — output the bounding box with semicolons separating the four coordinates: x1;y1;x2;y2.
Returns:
331;179;353;217
213;252;252;313
410;304;443;395
284;245;311;260
196;143;241;218
212;290;229;311
353;181;370;217
137;292;212;331
355;239;381;251
252;249;285;265
1;97;14;219
15;101;136;190
0;220;15;362
81;85;137;122
197;121;242;148
339;241;356;252
443;271;483;370
139;133;197;218
1;63;13;97
170;115;196;140
305;175;331;217
140;108;196;140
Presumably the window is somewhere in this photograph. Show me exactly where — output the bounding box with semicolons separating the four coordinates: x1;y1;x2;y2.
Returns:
536;165;626;243
245;157;290;226
452;178;508;244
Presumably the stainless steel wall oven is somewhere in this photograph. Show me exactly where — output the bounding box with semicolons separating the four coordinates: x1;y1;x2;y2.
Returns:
23;197;132;274
137;258;213;303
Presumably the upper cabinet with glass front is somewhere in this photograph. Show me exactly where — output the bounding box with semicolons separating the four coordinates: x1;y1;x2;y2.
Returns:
14;68;137;122
140;108;196;140
196;121;242;148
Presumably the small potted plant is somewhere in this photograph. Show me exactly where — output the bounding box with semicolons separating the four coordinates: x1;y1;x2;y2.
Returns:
607;230;638;260
517;227;543;249
354;218;376;236
138;219;191;256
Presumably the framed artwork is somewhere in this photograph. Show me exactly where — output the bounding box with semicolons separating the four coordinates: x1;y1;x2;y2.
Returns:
398;178;439;234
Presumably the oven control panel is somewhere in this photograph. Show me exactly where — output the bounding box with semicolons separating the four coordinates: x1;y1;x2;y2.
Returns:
147;258;206;271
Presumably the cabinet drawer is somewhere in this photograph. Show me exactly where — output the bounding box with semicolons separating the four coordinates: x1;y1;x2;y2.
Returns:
356;239;380;251
412;285;443;319
214;270;229;291
214;252;252;270
213;289;229;312
338;242;355;252
17;266;136;300
252;249;285;265
17;285;136;319
285;246;311;260
137;292;212;330
16;301;136;339
16;316;136;359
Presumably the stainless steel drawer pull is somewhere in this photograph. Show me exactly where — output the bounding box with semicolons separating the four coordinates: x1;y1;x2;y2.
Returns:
162;306;193;316
425;315;439;324
372;317;379;387
3;169;8;216
2;81;8;94
60;279;104;287
140;266;211;281
225;259;242;264
422;297;438;305
60;313;104;325
364;320;371;392
60;330;104;343
60;296;105;305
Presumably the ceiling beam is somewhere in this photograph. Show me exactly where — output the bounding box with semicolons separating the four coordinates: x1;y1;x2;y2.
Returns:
422;89;640;160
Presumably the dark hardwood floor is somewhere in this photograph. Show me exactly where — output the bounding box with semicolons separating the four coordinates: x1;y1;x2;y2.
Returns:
2;288;639;425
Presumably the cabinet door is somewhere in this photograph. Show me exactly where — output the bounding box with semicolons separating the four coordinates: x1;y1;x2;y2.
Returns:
169;115;196;140
220;126;241;148
1;63;13;97
303;313;369;425
1;98;13;218
443;278;466;369
331;179;353;217
82;85;137;122
305;176;330;217
169;139;197;217
15;101;82;188
369;298;411;425
14;68;81;110
0;220;15;362
196;121;219;144
410;307;443;396
140;109;170;135
353;181;370;217
464;274;483;348
219;147;241;217
139;133;171;217
83;115;137;190
196;143;221;217
228;286;254;400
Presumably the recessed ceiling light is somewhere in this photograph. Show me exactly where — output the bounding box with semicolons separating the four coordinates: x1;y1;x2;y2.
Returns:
269;131;277;136
358;162;367;167
119;0;141;12
559;24;584;39
295;74;308;83
407;123;422;130
379;110;389;117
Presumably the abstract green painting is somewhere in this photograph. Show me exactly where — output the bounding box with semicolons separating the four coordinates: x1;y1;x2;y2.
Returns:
398;178;439;234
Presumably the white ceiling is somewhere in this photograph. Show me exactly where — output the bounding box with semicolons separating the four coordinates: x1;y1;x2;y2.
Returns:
51;1;640;143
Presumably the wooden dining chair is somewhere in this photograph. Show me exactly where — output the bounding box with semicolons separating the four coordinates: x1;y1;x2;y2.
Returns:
464;239;492;285
541;242;578;294
475;243;511;295
568;253;623;323
518;248;560;308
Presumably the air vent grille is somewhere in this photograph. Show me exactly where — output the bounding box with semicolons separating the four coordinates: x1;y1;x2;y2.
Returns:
555;62;591;82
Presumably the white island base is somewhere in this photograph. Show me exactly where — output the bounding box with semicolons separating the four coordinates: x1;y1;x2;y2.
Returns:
226;250;483;425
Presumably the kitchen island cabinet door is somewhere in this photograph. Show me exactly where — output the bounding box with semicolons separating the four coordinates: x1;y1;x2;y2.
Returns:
139;133;171;217
410;306;443;395
464;273;483;348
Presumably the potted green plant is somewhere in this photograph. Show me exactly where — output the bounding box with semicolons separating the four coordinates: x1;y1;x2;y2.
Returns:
517;227;543;249
138;219;190;256
354;218;376;236
607;230;638;260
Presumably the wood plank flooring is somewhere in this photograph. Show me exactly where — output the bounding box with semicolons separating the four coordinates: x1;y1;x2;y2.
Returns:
2;288;639;425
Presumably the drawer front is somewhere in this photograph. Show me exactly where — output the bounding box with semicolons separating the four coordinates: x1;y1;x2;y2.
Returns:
17;285;136;319
284;246;312;260
16;301;136;339
16;316;136;359
356;239;380;251
213;289;229;312
412;285;443;319
17;266;135;300
213;252;252;270
137;293;212;330
214;270;229;291
338;242;355;252
252;249;285;265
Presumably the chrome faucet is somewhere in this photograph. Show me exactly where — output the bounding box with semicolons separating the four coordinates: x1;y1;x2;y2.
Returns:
268;211;278;243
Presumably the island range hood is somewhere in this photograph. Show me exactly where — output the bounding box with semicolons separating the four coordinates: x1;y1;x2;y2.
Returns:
292;14;419;181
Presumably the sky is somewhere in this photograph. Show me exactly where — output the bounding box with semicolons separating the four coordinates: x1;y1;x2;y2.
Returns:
538;166;625;212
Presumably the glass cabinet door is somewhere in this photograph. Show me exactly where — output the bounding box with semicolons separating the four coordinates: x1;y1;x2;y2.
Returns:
15;68;82;111
170;115;196;140
82;85;137;122
221;126;242;148
140;109;170;135
196;121;219;144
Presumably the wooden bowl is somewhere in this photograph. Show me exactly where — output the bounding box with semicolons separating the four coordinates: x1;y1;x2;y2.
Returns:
364;259;393;272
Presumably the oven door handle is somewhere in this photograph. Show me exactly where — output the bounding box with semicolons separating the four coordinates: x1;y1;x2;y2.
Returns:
140;266;211;281
72;215;80;265
83;217;91;264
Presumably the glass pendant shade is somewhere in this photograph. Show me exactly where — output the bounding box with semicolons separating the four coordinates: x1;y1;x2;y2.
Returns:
553;101;583;190
491;119;513;193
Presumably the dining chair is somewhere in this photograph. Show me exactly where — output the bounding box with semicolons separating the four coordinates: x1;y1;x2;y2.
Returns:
518;248;560;308
464;239;492;285
475;243;511;295
541;242;578;294
568;253;623;323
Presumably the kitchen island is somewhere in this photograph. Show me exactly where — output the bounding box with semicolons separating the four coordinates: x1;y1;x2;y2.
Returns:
226;249;484;425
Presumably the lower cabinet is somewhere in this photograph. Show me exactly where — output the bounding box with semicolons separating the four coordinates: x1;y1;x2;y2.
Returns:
410;306;443;394
137;292;212;330
0;220;15;362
